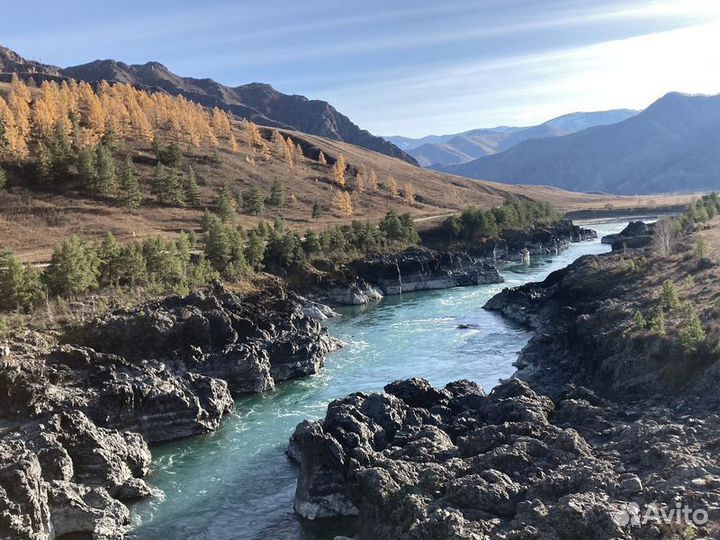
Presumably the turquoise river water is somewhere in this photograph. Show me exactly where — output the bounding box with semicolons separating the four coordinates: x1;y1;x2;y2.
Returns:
130;220;631;540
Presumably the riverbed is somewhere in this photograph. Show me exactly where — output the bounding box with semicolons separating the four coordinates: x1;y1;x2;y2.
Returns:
130;220;630;540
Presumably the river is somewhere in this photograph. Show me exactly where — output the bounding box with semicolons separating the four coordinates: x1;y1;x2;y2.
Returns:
130;220;631;540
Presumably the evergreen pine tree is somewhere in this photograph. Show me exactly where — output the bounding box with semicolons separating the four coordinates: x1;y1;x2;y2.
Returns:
97;233;122;287
184;165;201;208
312;201;322;221
217;184;236;222
77;147;98;190
0;251;45;312
242;186;265;215
43;237;100;296
245;231;266;270
94;144;118;196
120;156;142;212
269;179;285;207
204;214;232;272
0;166;6;189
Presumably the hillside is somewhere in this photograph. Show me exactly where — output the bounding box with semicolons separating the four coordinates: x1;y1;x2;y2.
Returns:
0;45;416;164
385;109;637;167
437;92;720;194
0;72;694;265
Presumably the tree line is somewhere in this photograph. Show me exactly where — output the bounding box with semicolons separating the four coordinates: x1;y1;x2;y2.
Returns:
442;198;558;240
0;210;420;313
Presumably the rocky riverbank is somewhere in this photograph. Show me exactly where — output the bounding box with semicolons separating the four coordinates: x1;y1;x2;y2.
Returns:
0;283;338;540
291;221;597;306
289;225;720;539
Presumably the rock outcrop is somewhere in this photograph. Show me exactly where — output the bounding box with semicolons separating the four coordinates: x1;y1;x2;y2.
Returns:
601;221;655;251
291;228;720;539
1;284;337;539
292;248;502;306
290;376;720;539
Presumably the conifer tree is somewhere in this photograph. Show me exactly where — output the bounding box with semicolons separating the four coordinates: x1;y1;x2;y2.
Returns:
335;191;353;217
43;236;100;296
120;156;142;211
242;185;265;215
0;166;7;189
152;162;166;196
97;233;122;287
312;201;322;221
184;165;201;208
368;169;378;191
387;175;399;198
204;214;232;272
271;130;285;157
115;243;148;286
0;251;45;312
217;184;236;222
295;143;304;160
269;179;285;207
77;147;98;190
245;231;266;270
404;182;415;205
317;151;327;165
94;144;118;196
333;154;347;187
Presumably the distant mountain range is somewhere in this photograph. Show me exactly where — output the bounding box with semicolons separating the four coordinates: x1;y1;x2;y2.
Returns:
434;92;720;195
0;45;417;165
384;109;638;167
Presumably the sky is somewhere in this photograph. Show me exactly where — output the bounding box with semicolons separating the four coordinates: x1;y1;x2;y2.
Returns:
2;0;720;137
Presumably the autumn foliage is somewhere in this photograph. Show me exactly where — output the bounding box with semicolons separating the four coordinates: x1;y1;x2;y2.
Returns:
0;74;237;162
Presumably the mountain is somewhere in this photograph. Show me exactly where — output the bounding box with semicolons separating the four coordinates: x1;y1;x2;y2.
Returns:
386;110;637;167
0;45;416;164
436;92;720;195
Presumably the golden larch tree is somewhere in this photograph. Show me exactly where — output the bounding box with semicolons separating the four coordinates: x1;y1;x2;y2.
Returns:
368;169;378;191
334;191;354;217
333;154;347;187
404;182;415;205
318;151;327;165
387;175;399;198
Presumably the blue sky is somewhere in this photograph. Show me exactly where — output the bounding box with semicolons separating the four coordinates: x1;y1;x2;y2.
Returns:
2;0;720;136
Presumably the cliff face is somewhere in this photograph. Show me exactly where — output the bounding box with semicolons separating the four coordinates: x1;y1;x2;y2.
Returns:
0;284;337;540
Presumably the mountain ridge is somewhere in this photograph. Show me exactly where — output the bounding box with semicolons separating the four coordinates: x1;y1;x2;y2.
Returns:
0;45;417;164
385;109;638;167
435;92;720;195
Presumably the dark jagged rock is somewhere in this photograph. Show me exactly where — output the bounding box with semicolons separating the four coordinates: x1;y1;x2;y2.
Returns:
289;378;635;540
1;284;338;539
291;375;720;539
601;221;655;251
494;220;597;260
348;248;502;295
292;248;503;306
